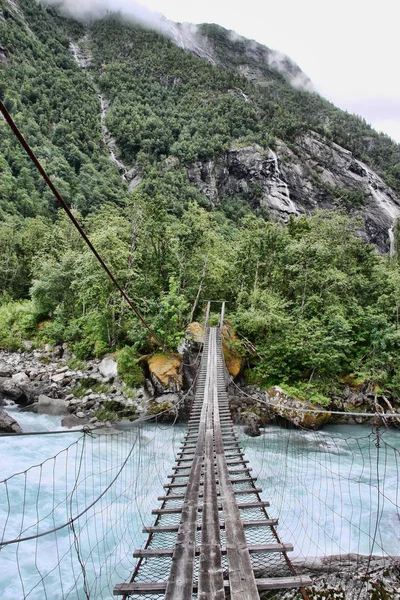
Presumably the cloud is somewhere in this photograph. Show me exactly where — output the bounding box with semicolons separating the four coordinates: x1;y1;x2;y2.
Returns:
267;50;314;92
38;0;170;33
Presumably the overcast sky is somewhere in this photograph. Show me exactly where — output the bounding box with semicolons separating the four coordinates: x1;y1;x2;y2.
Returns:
135;0;400;144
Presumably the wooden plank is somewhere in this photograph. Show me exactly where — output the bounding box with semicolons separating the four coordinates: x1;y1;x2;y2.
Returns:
142;519;278;534
114;576;313;596
114;582;168;595
164;326;213;600
133;544;293;557
197;421;224;598
255;577;313;590
212;328;260;600
152;500;270;515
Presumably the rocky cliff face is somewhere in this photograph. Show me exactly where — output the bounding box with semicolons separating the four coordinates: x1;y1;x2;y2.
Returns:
185;132;400;252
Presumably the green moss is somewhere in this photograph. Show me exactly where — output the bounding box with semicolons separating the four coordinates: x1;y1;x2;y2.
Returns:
95;400;137;422
148;401;173;415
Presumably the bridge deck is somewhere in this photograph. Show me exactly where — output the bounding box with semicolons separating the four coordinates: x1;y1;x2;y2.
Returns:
114;324;311;599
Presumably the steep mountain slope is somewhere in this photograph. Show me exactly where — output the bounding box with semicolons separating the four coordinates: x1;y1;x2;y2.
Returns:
1;0;400;403
84;16;400;251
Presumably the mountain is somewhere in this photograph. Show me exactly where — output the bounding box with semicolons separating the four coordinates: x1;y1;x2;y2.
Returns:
1;0;400;403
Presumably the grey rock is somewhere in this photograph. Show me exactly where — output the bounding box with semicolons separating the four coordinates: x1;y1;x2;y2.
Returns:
0;363;13;378
68;397;81;405
0;409;22;433
98;356;118;379
243;411;261;437
62;414;89;428
186;135;400;252
279;555;400;600
37;395;69;416
0;378;25;401
267;386;331;430
51;372;66;383
21;340;33;351
12;372;30;385
76;411;86;418
52;345;64;358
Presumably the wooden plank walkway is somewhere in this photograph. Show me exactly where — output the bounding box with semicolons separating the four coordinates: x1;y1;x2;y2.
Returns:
114;309;311;600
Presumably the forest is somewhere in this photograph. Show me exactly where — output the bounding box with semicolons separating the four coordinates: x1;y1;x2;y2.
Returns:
1;0;400;404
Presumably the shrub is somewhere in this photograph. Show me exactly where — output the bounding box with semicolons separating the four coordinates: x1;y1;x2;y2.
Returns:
117;347;145;388
0;300;37;350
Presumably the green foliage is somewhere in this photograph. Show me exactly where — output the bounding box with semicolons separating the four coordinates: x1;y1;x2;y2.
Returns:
149;278;189;350
117;347;145;388
72;378;111;398
0;300;37;350
1;1;400;405
280;384;330;407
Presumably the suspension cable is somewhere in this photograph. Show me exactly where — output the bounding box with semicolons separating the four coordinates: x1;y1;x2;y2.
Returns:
0;99;164;348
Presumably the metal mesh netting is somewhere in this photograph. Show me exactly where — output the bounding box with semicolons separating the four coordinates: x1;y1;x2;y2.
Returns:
238;422;400;599
2;414;400;599
0;423;185;599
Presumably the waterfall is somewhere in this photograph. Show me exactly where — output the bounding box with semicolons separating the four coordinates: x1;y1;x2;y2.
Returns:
69;39;131;184
97;94;129;181
356;160;400;253
268;149;299;217
389;226;395;256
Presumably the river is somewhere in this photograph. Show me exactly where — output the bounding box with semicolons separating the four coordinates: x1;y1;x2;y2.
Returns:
1;408;399;598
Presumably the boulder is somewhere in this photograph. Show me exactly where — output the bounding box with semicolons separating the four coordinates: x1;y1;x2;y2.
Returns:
0;363;13;378
62;414;89;428
221;324;243;377
37;395;69;416
0;409;22;433
0;377;26;401
148;393;180;421
243;411;261;437
98;356;118;379
148;354;182;393
12;372;30;385
186;322;205;344
267;386;331;430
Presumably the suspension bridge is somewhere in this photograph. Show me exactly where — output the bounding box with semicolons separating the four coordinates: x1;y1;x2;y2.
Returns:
114;302;311;599
1;100;400;600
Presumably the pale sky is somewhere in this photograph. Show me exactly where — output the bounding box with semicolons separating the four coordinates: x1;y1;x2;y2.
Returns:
137;0;400;144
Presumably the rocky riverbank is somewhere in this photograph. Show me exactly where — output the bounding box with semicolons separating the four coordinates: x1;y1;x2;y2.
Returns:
0;344;192;432
228;382;400;434
259;555;400;599
2;321;400;435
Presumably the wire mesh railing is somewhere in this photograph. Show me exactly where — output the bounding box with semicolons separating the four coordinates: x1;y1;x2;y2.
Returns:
0;423;185;600
239;421;400;599
1;408;400;599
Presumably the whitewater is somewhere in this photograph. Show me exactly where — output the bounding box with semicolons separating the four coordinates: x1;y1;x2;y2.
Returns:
1;407;399;598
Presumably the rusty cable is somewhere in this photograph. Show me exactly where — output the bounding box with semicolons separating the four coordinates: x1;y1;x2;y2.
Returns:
0;99;164;348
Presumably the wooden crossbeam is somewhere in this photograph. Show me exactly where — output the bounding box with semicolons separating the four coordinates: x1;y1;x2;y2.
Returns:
114;576;313;595
142;519;279;534
133;543;293;558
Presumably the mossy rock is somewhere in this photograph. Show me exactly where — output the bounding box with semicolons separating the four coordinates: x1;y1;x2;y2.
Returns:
95;400;137;422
